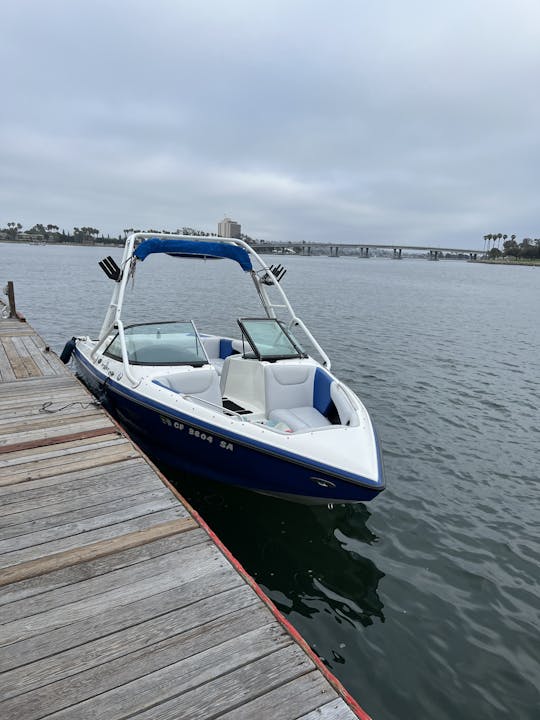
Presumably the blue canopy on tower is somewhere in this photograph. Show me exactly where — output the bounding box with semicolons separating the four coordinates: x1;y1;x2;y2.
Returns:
133;238;252;271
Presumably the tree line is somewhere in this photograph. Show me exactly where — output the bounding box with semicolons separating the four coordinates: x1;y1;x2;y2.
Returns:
484;233;540;260
1;222;259;245
2;223;110;244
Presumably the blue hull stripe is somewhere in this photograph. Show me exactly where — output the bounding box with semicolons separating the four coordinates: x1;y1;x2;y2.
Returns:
74;349;384;492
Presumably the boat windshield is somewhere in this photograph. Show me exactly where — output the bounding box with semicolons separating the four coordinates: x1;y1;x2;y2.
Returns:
238;318;305;361
104;321;208;366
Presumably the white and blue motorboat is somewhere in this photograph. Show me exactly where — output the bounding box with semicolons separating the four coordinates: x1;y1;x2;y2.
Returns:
67;233;385;504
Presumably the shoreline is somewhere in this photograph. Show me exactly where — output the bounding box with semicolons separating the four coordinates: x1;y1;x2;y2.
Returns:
475;258;540;267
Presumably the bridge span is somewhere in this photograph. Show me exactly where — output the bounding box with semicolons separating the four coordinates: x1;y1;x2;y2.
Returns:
256;242;483;259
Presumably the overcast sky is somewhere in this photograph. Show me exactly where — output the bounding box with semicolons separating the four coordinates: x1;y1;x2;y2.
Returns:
1;0;539;248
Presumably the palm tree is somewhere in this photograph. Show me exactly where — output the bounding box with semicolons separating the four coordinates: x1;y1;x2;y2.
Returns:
6;222;22;240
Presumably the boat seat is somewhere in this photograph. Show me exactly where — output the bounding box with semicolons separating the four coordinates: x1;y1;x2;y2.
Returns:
264;363;315;414
264;362;330;431
269;406;331;432
264;363;357;430
153;368;222;407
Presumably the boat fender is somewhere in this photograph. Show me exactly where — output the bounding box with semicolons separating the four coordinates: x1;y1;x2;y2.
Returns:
60;337;77;364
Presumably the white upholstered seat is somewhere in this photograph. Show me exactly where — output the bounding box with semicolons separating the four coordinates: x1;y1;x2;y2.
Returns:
263;362;332;430
269;406;331;431
154;367;222;406
264;363;315;414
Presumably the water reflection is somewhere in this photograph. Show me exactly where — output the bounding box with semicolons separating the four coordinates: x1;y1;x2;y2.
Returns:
163;468;386;632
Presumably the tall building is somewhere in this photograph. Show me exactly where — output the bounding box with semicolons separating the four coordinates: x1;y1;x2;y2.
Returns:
218;217;241;238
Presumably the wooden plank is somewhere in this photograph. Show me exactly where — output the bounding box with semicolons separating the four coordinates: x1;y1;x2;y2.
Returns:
0;382;73;400
1;338;29;378
0;415;111;450
0;470;158;520
1;530;205;624
17;335;55;375
0;394;83;412
0;393;98;423
0;565;239;672
0;458;149;506
0;375;78;399
1;587;262;702
0;383;77;402
0;529;205;607
297;698;360;720
87;643;312;720
0;389;87;414
0;330;66;378
0;340;16;382
0;399;85;418
0;494;181;554
0;456;142;498
0;443;141;485
0;434;123;470
0;396;86;416
0;475;154;530
0;375;73;389
19;625;296;720
0;422;116;459
214;671;339;720
0;329;33;336
0;320;27;332
0;516;195;587
0;419;110;449
1;436;133;469
0;426;119;455
10;336;41;377
0;383;78;402
0;506;187;569
0;408;105;437
0;540;226;647
20;336;63;376
0;486;172;539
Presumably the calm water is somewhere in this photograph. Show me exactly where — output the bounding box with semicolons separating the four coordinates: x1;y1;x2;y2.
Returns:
1;242;539;719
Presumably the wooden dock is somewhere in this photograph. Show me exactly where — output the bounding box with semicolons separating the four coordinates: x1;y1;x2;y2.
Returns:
0;314;368;720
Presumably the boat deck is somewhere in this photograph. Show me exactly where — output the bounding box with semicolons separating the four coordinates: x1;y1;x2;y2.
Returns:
0;316;366;720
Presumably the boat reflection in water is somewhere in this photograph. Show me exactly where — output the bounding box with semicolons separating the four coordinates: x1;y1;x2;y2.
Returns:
164;467;385;666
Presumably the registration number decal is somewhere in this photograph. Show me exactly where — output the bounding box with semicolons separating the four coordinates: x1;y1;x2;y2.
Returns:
160;416;234;451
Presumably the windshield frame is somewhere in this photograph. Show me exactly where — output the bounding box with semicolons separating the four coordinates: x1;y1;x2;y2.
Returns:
237;317;307;361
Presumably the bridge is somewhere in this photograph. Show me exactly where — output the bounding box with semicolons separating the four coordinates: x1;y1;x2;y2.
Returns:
255;242;483;260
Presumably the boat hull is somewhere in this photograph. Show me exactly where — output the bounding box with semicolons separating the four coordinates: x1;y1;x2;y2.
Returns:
73;350;383;504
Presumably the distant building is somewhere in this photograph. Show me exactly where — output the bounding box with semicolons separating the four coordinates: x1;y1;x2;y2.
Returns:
218;217;241;238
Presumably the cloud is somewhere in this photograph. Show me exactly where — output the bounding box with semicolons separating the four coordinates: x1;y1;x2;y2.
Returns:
1;0;539;247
